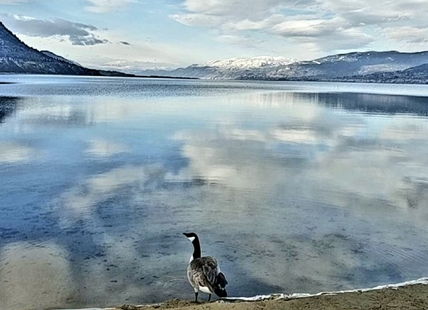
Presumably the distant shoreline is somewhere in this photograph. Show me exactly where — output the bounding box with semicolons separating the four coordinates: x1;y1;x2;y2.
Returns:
0;72;198;80
2;72;428;84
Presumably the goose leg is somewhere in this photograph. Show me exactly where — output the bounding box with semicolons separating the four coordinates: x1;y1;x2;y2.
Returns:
194;292;199;303
208;294;211;302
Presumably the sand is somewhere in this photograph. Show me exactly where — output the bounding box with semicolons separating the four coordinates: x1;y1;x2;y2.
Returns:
116;283;428;310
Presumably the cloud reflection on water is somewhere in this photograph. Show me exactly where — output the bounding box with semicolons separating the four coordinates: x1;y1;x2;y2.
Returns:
85;139;130;157
58;165;166;225
171;92;428;221
0;142;34;163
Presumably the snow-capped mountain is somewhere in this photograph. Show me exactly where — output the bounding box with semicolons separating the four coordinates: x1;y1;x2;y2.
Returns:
202;56;296;70
144;51;428;82
238;51;428;80
141;56;297;79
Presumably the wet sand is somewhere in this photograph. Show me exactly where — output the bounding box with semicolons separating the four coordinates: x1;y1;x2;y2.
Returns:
117;283;428;310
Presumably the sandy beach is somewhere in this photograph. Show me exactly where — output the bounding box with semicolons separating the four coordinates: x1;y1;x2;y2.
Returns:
115;279;428;310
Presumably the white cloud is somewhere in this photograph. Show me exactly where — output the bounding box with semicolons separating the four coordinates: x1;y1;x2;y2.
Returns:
272;19;334;37
214;34;262;48
315;27;373;51
0;13;109;45
169;13;219;27
181;0;302;18
172;0;428;57
383;26;428;44
84;0;136;13
226;15;285;31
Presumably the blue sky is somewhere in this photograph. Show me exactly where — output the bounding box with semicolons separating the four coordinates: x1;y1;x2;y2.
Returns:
1;0;427;74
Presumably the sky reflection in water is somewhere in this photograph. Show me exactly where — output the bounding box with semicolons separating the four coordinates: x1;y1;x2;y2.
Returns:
0;77;428;310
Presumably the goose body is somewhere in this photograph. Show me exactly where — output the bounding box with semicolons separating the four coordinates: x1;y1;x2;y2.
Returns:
183;232;228;302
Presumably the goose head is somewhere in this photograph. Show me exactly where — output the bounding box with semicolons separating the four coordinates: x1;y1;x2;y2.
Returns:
183;232;198;243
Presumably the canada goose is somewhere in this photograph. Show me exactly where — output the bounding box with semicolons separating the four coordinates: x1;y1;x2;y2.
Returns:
183;232;228;302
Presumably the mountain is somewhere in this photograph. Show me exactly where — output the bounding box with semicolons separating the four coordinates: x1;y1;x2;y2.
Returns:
145;51;428;83
202;56;296;70
0;22;140;77
0;22;104;75
264;51;428;81
335;63;428;84
141;56;296;79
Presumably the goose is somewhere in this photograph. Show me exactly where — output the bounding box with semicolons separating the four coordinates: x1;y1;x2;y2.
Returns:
183;232;228;302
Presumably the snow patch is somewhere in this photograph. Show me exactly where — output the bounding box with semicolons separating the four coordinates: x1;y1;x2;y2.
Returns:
201;56;296;70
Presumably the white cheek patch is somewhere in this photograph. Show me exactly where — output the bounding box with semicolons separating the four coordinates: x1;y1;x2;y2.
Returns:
188;236;195;242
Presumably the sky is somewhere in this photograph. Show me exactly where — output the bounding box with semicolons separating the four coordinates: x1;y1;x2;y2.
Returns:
1;0;428;74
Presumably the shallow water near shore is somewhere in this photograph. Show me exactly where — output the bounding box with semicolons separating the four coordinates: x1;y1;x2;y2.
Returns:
1;75;428;310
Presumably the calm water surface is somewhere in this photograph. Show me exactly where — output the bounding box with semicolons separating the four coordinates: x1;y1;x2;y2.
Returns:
1;75;428;310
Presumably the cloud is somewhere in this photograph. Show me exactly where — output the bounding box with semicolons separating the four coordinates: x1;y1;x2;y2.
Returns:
272;19;336;38
84;0;136;13
0;13;109;46
214;34;263;48
314;27;373;51
172;0;428;57
169;13;219;27
181;0;304;18
383;26;428;44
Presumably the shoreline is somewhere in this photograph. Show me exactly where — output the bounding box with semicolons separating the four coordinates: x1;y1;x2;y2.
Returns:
59;278;428;310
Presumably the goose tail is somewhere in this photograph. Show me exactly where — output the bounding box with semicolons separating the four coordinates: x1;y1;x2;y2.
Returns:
214;272;228;297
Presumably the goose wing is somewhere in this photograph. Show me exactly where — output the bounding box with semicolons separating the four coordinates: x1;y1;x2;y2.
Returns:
189;256;218;290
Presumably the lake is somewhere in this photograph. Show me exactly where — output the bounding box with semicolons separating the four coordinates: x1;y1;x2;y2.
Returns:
1;75;428;310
